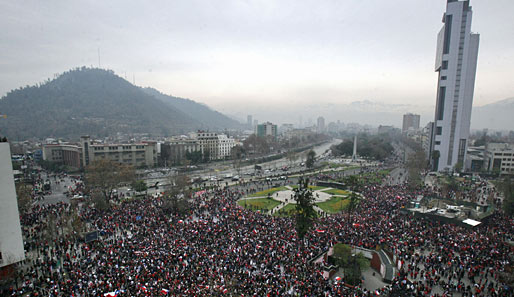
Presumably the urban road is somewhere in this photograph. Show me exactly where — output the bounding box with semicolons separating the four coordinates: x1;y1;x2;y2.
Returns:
35;139;385;204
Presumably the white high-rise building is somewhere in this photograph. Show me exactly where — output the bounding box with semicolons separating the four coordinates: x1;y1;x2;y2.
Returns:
430;0;479;172
0;142;25;268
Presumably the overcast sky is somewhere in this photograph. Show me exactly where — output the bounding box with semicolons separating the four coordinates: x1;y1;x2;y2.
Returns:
1;0;513;111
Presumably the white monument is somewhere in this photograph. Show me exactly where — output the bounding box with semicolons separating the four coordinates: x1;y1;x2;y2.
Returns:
352;135;357;161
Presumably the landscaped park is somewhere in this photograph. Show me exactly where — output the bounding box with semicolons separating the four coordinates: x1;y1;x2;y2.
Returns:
237;185;361;217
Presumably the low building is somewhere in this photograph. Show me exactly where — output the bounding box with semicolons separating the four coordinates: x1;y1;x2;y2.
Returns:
464;146;485;172
42;137;157;168
378;125;397;135
80;136;157;168
255;122;278;139
217;134;236;159
0;142;25;269
160;138;202;166
484;143;514;175
190;131;236;160
42;143;82;168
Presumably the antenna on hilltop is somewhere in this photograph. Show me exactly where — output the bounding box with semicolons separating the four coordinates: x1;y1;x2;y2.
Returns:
98;48;101;68
133;74;135;85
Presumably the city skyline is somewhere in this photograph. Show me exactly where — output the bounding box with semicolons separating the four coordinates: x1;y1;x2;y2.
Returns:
1;0;513;112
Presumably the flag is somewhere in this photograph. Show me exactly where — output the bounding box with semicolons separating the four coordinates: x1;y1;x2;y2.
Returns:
104;289;124;297
316;229;325;233
161;288;169;294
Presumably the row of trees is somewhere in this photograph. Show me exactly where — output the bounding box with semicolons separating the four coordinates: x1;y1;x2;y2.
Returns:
331;134;394;160
84;159;193;219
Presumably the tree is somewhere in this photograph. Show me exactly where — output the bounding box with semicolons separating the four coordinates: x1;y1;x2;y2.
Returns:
343;175;362;192
293;178;317;239
202;150;211;163
306;150;316;169
286;151;298;167
231;145;245;175
431;150;440;171
185;150;203;165
347;192;359;220
15;182;32;215
332;243;369;285
164;174;192;217
406;148;427;189
85;160;135;207
132;180;148;193
499;177;514;217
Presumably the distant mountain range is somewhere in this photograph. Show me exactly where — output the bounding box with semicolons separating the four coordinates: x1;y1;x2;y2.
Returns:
224;98;514;131
471;97;514;131
0;67;241;140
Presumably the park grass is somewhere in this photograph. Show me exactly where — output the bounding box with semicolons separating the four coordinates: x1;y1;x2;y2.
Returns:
238;198;281;211
316;196;351;214
289;185;327;191
272;203;297;217
322;189;350;196
247;186;289;198
272;204;323;218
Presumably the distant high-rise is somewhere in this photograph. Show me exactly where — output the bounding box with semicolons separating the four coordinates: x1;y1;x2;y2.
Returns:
247;115;253;128
430;0;479;172
402;113;420;133
255;122;278;139
317;116;325;133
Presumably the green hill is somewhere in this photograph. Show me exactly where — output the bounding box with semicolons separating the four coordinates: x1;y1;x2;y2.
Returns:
0;67;241;140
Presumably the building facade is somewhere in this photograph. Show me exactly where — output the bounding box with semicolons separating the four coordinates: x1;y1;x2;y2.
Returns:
255;122;278;139
317;117;326;133
42;144;82;168
484;143;514;175
0;142;25;268
247;115;253;129
430;0;480;171
160;138;202;166
190;131;236;161
402;113;420;133
80;136;157;168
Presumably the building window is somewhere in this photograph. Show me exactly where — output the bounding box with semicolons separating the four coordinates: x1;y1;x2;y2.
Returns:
436;127;442;135
437;86;446;120
441;76;447;80
435;141;441;145
442;60;448;70
443;15;453;54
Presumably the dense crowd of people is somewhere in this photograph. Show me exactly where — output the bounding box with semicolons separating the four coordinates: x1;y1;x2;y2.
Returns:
2;169;513;296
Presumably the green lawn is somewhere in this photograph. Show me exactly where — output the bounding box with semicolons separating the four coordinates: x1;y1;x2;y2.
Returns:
247;187;289;197
237;198;281;211
322;189;350;196
316;196;352;214
273;203;298;217
289;185;327;191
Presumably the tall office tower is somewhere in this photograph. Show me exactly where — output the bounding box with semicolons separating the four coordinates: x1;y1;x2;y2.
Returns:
430;0;479;171
402;113;421;133
317;116;325;133
247;115;253;128
0;142;25;269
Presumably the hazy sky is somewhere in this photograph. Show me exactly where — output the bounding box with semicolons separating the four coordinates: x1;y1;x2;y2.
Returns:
1;0;513;111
